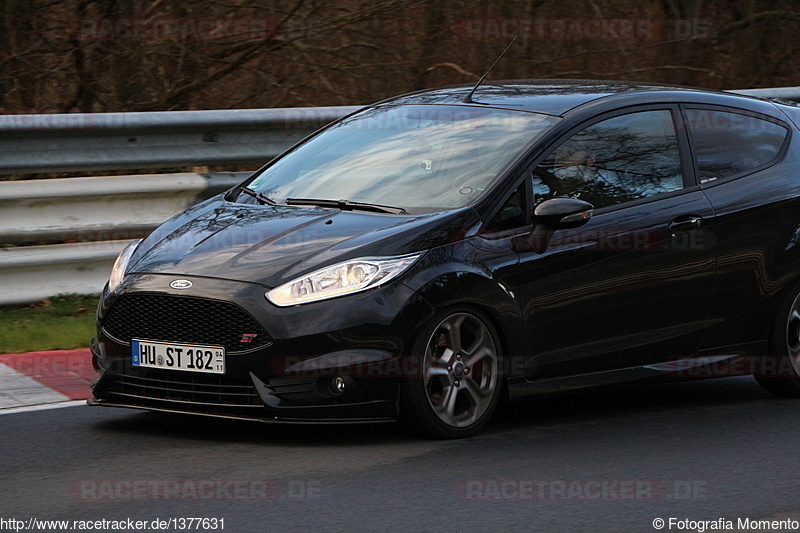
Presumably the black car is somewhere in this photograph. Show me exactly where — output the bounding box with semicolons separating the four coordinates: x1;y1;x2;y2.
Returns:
90;80;800;438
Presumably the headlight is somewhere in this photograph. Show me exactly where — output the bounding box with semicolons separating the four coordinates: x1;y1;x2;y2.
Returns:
108;239;142;293
266;253;422;306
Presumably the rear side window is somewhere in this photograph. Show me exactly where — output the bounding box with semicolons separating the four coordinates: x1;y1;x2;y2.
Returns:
683;108;789;182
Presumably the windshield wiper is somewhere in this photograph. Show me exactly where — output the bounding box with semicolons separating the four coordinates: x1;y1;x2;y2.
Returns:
239;187;278;205
285;198;406;214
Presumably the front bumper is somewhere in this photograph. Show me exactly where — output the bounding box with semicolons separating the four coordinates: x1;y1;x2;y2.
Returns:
89;273;434;423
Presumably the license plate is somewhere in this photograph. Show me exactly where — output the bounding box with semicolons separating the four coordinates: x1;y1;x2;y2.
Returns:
131;339;225;374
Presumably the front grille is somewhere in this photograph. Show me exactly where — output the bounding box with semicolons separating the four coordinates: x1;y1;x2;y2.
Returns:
102;294;271;353
104;369;264;408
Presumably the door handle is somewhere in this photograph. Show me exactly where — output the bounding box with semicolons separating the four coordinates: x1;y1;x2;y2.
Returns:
668;216;703;232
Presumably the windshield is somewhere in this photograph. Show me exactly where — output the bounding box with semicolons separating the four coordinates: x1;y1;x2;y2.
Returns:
244;104;559;211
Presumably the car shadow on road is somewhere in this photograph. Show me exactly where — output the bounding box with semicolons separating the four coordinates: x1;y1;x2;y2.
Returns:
91;376;785;445
488;375;778;431
91;408;413;446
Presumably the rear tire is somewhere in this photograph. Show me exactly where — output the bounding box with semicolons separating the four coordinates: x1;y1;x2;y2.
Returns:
755;284;800;397
400;308;504;439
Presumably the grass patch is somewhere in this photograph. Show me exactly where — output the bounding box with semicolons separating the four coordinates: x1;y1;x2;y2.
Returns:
0;295;99;354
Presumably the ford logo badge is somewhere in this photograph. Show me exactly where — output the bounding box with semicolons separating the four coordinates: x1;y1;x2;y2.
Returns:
170;279;193;290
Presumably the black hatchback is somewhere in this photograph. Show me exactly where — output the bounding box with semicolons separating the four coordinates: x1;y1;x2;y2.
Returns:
90;80;800;438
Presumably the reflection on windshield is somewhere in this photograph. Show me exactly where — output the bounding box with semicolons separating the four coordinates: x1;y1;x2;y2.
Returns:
247;105;558;210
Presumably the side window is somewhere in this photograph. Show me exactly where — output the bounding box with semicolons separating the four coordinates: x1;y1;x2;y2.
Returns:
683;108;789;181
533;110;683;209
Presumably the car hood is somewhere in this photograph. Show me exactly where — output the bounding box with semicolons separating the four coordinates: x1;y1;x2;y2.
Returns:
128;197;476;287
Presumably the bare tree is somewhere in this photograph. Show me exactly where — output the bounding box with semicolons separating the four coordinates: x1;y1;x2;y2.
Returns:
0;0;798;114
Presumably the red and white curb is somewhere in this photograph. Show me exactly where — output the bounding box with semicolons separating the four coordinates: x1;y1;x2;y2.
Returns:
0;349;95;415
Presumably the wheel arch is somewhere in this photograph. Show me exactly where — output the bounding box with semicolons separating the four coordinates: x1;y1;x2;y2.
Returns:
767;274;800;352
402;269;524;380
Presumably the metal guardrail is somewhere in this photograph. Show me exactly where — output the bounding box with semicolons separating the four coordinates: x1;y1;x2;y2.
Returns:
0;241;129;306
0;171;249;246
727;87;800;101
0;105;360;305
1;88;799;305
0;106;361;174
0;171;252;304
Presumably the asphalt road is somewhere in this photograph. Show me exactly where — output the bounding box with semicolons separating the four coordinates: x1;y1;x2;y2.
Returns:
2;376;800;533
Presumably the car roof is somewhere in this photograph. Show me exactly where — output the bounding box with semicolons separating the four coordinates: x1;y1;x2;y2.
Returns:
378;79;769;117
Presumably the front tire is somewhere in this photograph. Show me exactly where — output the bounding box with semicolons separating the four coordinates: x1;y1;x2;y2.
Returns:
756;284;800;397
401;309;504;438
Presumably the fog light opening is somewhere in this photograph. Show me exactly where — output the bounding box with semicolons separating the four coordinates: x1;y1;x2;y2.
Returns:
330;376;347;396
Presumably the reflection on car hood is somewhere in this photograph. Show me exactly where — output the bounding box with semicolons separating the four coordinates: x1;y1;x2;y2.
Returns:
128;197;471;287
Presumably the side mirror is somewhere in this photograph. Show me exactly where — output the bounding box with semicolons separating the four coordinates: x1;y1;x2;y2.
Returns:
532;197;594;230
527;198;594;254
